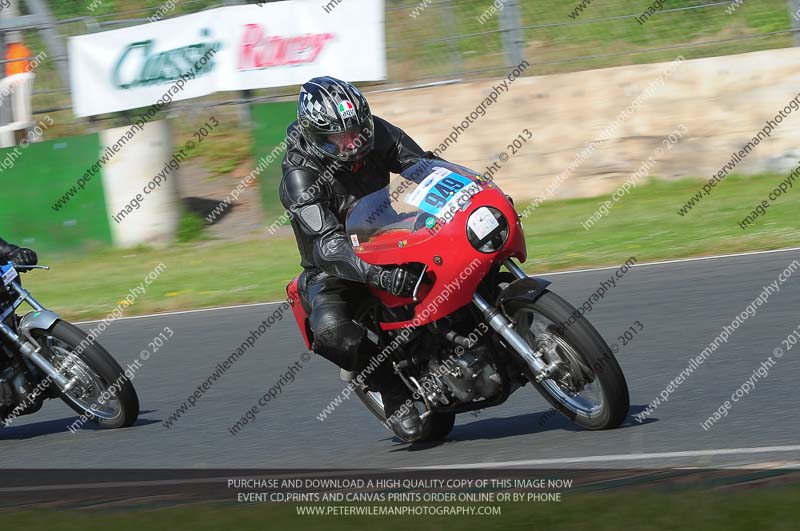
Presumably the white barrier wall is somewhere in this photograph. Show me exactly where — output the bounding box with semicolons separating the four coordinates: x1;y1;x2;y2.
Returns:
100;119;180;248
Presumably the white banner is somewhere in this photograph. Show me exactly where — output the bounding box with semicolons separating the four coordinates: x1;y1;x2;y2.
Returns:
68;0;386;117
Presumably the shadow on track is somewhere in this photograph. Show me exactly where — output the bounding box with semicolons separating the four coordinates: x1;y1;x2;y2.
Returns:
387;405;657;451
0;411;160;440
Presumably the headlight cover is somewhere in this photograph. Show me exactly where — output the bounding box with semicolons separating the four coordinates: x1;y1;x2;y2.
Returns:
466;206;509;253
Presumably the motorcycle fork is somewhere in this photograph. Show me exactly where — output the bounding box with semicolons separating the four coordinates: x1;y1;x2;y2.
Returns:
0;281;78;391
472;259;560;383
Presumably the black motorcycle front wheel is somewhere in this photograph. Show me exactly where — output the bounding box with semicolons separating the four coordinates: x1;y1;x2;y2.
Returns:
33;320;139;429
505;290;630;430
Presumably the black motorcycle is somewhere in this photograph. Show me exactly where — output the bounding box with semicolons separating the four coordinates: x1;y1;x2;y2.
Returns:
0;262;139;430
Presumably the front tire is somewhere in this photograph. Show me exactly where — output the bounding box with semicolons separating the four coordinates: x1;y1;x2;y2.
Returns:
505;290;629;430
34;320;139;429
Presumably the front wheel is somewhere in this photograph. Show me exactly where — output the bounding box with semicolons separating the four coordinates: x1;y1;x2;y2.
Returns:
33;320;139;429
505;290;629;430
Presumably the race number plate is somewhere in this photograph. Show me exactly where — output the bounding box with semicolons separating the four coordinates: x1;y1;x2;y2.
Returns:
1;263;18;286
404;167;480;217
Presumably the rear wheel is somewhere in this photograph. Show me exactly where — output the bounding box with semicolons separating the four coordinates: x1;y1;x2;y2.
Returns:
505;290;629;430
33;320;139;429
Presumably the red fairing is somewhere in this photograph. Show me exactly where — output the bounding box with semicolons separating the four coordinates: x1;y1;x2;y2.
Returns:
286;276;312;350
356;181;526;331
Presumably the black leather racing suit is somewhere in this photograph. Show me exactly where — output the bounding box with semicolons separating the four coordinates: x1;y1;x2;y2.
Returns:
279;116;438;374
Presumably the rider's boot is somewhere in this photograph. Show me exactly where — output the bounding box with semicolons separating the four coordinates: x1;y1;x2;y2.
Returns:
359;341;423;442
378;374;424;442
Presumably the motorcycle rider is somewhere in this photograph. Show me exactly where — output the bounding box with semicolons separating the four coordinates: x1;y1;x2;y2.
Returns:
280;76;443;442
0;237;37;267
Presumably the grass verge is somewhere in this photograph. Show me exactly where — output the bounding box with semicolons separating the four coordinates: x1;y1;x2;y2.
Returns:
21;173;799;321
1;485;799;530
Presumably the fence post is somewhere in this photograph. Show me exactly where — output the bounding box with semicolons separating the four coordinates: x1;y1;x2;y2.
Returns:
443;0;464;78
223;0;252;126
24;0;71;89
790;0;800;46
499;0;524;67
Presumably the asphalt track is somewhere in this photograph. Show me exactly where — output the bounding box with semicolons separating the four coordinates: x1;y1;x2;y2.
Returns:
1;248;799;469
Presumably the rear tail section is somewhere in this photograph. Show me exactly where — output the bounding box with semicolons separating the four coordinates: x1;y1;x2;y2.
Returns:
287;276;313;350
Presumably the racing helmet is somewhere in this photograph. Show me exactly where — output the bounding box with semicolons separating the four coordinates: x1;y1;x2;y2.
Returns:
297;76;375;163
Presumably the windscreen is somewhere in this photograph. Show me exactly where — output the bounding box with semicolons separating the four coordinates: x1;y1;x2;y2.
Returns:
345;160;483;247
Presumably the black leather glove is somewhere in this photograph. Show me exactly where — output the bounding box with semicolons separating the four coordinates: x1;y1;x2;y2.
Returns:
369;265;420;298
9;247;37;267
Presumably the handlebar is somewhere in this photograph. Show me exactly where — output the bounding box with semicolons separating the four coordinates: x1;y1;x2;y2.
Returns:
3;263;50;272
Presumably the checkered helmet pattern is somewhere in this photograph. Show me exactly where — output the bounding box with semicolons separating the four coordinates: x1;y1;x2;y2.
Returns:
297;76;374;162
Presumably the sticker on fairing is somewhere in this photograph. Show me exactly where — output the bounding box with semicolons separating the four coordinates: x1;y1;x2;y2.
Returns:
404;167;481;217
1;264;18;286
468;206;500;240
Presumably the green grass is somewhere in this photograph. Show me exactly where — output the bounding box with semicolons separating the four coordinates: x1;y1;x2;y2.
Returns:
19;237;301;322
172;107;254;177
387;0;791;79
517;172;800;272
176;210;210;243
20;172;799;321
2;485;800;530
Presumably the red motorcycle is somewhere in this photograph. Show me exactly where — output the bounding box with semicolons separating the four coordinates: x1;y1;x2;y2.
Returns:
287;160;629;443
